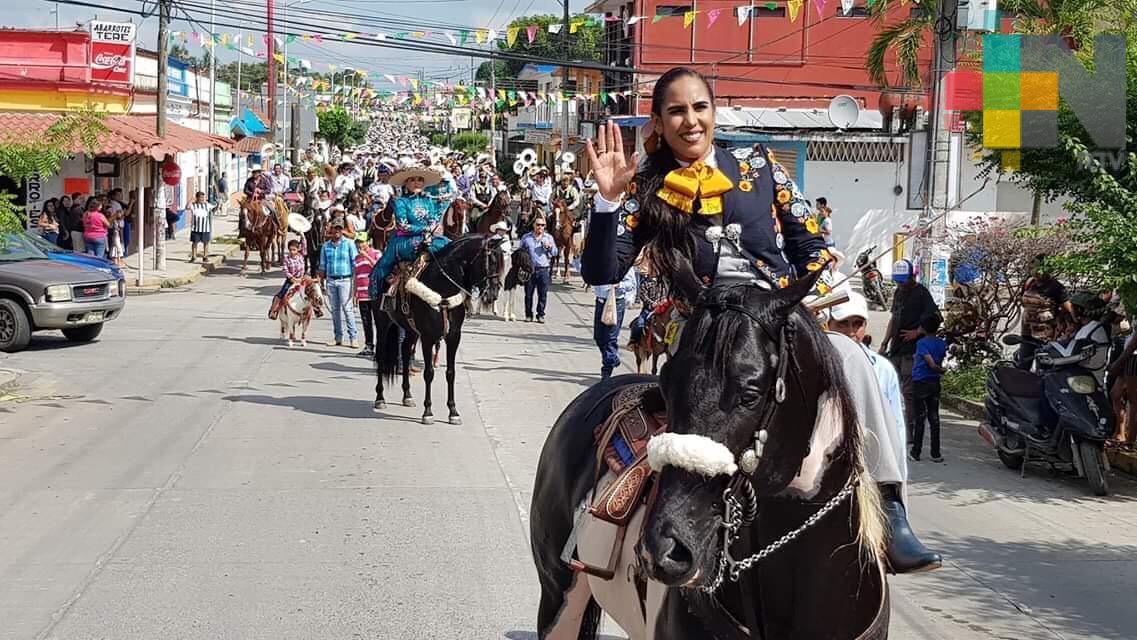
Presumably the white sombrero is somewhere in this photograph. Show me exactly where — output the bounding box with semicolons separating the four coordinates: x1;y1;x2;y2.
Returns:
390;166;442;188
288;212;312;234
489;221;509;233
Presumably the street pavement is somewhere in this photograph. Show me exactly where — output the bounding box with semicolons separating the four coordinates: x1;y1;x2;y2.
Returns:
1;266;1135;640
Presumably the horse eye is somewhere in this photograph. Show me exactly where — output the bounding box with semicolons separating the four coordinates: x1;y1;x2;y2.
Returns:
740;385;763;407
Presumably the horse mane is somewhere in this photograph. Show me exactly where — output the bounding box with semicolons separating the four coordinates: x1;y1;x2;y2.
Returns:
688;283;885;561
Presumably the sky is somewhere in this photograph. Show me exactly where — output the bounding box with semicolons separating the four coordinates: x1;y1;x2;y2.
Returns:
8;0;573;85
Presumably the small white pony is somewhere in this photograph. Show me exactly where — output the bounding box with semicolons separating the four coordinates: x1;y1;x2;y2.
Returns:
279;278;325;347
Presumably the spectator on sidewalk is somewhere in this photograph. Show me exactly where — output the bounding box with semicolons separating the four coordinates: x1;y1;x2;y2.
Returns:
188;191;214;263
879;259;940;439
319;222;359;348
64;195;85;253
910;315;947;463
593;266;638;379
520;216;556;323
353;237;379;358
81;198;109;259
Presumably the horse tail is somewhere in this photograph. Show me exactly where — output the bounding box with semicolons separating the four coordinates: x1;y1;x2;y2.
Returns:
377;321;401;383
854;465;887;565
577;598;601;640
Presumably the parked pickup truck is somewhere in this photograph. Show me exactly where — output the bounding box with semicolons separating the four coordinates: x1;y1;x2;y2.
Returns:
0;233;125;352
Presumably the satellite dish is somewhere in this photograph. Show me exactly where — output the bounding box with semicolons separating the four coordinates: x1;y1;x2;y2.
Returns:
827;95;861;130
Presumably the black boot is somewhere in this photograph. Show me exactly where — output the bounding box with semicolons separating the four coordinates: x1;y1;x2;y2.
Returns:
880;483;942;574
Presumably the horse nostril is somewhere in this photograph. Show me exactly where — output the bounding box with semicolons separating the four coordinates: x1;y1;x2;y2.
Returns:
652;527;694;581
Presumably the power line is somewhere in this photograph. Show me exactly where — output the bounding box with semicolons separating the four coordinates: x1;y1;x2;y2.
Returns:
58;0;908;94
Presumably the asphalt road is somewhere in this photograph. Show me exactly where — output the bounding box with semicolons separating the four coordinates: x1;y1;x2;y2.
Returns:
1;265;1135;640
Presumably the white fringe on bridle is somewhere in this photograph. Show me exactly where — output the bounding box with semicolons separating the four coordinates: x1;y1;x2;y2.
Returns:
405;277;465;309
647;433;738;478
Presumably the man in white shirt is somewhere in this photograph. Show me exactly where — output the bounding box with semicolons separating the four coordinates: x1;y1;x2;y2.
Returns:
270;164;290;196
826;292;941;575
593;267;638;379
527;168;553;217
334;163;356;203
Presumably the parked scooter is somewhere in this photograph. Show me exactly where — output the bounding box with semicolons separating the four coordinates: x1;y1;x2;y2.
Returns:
978;334;1113;495
855;246;891;310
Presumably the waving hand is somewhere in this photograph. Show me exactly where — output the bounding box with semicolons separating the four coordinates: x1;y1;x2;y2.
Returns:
585;120;640;202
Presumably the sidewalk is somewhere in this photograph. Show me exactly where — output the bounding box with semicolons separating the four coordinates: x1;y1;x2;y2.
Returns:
122;210;242;294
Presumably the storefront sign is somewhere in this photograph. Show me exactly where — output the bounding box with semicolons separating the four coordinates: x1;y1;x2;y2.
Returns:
162;159;181;186
90;21;136;85
24;173;42;227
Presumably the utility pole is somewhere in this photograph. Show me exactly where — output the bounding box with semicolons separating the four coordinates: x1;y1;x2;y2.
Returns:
154;0;170;272
489;60;496;164
267;0;276;138
236;34;243;112
918;0;955;297
561;0;571;163
209;0;217;197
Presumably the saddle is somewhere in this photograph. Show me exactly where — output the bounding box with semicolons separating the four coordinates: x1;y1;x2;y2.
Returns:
568;383;667;580
381;253;430;314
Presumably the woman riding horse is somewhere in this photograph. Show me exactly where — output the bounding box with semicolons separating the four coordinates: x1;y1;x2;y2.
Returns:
368;165;450;303
527;66;936;640
578;67;937;575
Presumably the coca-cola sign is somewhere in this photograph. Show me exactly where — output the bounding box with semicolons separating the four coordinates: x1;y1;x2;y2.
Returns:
90;22;135;85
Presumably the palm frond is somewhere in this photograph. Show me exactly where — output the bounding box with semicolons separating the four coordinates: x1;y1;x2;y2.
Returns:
866;18;932;88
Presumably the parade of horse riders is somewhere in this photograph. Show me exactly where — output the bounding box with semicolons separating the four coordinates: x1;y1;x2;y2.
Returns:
2;4;1133;639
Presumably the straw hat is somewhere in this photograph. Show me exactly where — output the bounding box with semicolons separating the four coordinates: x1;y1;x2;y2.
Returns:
390;166;442;188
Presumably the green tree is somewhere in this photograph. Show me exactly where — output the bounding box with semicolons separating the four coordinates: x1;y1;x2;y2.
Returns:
961;6;1137;307
316;108;366;150
476;14;603;81
0;109;108;232
865;0;935;88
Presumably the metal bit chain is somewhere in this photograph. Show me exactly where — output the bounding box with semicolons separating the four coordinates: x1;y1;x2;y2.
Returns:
698;477;857;593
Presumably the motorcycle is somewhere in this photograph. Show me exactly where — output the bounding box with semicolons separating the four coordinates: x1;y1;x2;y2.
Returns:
977;334;1113;496
855;245;891;310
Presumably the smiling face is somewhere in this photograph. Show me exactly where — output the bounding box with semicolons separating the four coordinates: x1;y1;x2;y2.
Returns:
652;74;715;162
405;175;425;194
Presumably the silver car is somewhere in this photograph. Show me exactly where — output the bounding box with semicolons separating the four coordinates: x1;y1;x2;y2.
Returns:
0;233;125;352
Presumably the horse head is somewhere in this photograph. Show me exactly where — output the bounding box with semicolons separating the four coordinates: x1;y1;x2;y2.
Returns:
639;269;855;587
474;235;506;306
304;278;325;314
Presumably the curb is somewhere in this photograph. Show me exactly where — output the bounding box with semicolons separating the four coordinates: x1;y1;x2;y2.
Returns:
125;243;240;295
1107;448;1137;476
942;394;985;421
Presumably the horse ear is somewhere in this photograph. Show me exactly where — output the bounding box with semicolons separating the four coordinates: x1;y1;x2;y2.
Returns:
775;268;824;313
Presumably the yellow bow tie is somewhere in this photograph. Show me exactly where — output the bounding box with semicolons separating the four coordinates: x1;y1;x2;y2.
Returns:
656;161;734;215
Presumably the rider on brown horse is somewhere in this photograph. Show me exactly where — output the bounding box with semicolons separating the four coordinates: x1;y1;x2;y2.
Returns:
241;165;274;245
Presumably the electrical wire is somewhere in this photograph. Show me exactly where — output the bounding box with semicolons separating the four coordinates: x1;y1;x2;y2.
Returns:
59;0;922;95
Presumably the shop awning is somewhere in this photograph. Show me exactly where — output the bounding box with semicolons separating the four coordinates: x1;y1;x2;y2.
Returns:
0;113;234;160
233;136;272;155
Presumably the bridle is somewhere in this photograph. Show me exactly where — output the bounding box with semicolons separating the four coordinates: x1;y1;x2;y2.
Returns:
437;239;503;301
666;297;858;594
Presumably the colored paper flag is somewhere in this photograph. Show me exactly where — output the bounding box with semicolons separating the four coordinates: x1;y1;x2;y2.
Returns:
285;34;297;44
570;21;583;33
507;27;519;47
475;30;485;44
410;79;419;89
412;31;425;38
497;89;506;100
651;14;665;24
683;11;697;28
488;29;497;41
459;30;469;45
328;63;337;71
813;0;827;17
708;8;722;26
626;16;644;25
314;34;323;43
840;0;854;13
446;31;456;45
766;2;777;8
736;6;751;25
301;34;311;42
246;34;254;46
273;53;284;63
343;32;358;40
527;24;538;43
395;32;408;39
788;0;803;21
548;23;563;34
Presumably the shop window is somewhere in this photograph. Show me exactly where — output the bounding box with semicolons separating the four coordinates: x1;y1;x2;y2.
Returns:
655;5;692;17
755;5;787;17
